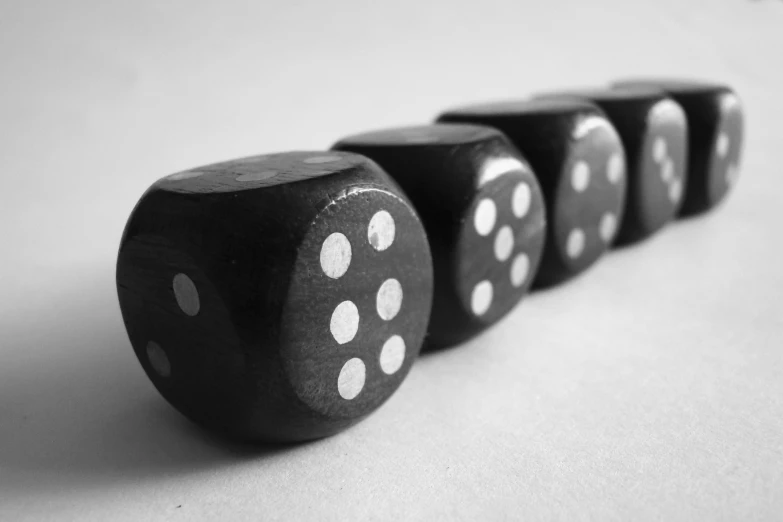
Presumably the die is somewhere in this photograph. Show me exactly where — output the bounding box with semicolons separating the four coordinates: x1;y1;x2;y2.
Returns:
333;124;546;348
438;100;627;287
116;151;434;442
534;87;688;245
612;79;744;216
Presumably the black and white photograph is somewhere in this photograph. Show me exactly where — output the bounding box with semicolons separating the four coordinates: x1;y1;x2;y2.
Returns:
1;0;781;520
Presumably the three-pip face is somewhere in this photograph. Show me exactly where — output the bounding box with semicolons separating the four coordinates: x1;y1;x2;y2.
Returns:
438;100;627;287
334;124;547;349
642;98;689;230
613;79;744;215
116;151;434;441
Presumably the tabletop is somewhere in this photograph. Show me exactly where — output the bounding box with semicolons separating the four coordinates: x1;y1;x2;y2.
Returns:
1;0;782;520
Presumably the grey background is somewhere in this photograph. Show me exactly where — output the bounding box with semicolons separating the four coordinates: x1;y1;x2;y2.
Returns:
1;0;782;520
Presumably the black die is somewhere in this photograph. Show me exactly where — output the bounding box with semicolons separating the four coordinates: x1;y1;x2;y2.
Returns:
535;87;688;244
438;100;628;287
116;151;434;441
613;79;744;215
334;124;546;349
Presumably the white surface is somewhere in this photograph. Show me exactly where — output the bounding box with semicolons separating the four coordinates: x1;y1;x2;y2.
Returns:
2;0;783;520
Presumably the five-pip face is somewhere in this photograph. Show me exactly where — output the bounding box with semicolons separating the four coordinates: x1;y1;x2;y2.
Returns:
281;182;433;417
117;151;433;441
438;100;627;287
334;124;547;348
456;153;546;324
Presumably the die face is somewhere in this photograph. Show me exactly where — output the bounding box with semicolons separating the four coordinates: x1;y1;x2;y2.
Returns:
440;98;593;117
707;92;743;206
456;161;545;324
336;123;499;146
334;124;546;348
534;85;666;104
438;101;626;286
117;235;248;434
553;114;627;273
156;151;367;194
118;151;426;441
613;80;744;215
614;78;728;94
635;99;689;234
281;185;432;419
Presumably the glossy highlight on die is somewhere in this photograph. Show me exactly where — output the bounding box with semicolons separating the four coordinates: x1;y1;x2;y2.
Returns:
116;151;434;442
334;124;547;349
438;100;628;287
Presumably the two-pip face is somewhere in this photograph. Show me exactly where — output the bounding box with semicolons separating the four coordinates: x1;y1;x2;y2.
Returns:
334;124;547;348
117;151;434;441
640;99;689;229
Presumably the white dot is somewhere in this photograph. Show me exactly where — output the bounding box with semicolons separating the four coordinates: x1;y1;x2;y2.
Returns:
379;335;406;375
512;182;532;218
146;341;170;378
473;198;497;236
330;301;359;344
727;163;739;186
661;157;675;183
167;170;204;181
599;213;617;243
367;210;396;251
669;178;683;203
720;93;741;112
510;253;530;287
337;358;365;400
493;226;514;262
571;161;590;192
320;233;352;279
470;280;493;316
236;170;278;182
173;273;200;316
716;132;730;158
376;278;403;321
303;155;342;164
607;153;624;184
566;228;585;259
652;137;668;163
